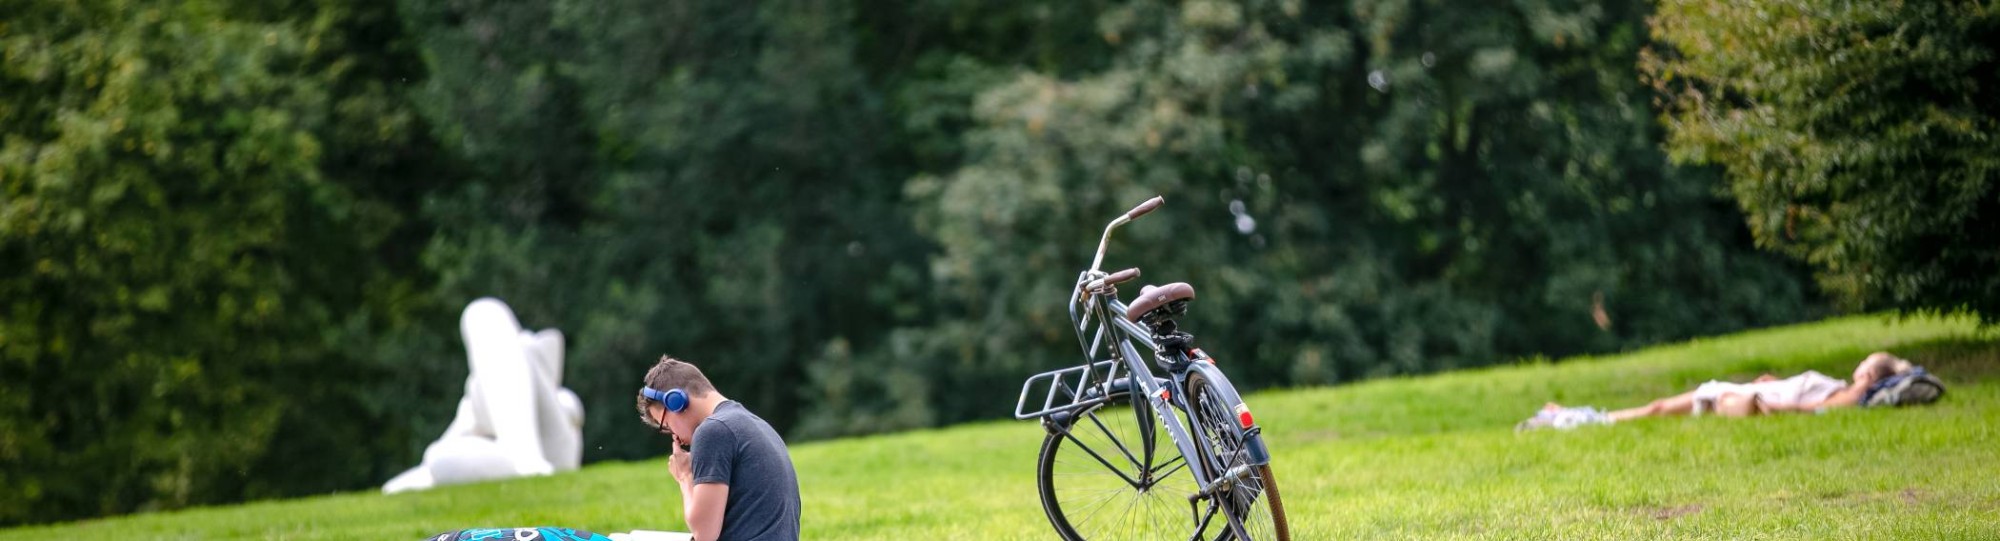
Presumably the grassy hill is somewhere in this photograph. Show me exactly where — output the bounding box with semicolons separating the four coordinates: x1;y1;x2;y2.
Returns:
6;315;1997;540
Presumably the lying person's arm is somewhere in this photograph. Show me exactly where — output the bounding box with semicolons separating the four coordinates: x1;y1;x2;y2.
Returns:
1765;385;1864;413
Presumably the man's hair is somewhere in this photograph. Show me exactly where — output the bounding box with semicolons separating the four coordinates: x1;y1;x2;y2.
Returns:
635;355;716;430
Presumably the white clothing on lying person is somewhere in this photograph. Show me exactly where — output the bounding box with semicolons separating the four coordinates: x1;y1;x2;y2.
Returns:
1691;370;1846;414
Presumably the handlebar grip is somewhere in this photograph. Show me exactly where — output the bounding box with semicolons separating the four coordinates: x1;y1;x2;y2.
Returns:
1103;267;1142;286
1124;196;1165;221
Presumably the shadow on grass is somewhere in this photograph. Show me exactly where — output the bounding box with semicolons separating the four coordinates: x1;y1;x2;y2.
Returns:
1754;334;2000;388
1891;336;2000;383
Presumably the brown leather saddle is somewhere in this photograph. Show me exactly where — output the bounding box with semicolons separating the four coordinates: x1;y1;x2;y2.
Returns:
1125;282;1195;323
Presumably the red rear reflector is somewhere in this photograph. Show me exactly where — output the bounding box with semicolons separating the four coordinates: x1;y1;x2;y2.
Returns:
1235;404;1254;428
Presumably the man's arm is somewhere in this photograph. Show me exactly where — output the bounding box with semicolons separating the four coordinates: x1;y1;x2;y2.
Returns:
684;482;730;541
669;446;727;539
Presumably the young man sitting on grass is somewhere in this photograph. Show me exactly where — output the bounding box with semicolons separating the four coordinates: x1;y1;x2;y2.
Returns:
637;356;802;541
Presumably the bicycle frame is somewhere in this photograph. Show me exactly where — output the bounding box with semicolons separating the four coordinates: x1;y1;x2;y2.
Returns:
1015;196;1273;538
1075;282;1269;487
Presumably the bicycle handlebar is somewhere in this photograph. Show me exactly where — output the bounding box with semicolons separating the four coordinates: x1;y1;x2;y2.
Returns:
1125;196;1165;221
1103;267;1141;286
1091;196;1166;273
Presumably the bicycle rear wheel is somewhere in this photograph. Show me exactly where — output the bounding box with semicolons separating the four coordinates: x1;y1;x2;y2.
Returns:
1038;398;1200;541
1186;370;1290;541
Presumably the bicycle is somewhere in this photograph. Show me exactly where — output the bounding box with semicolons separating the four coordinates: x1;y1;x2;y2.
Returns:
1015;196;1290;541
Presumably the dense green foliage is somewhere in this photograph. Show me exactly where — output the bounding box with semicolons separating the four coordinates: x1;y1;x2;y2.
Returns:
1645;0;2000;320
0;0;450;524
396;0;942;458
901;0;1815;433
2;315;1996;539
13;0;1987;525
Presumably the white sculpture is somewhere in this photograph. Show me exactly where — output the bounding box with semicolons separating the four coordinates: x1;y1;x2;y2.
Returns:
383;298;585;494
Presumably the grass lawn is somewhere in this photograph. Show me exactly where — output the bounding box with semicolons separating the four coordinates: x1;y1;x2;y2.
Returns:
5;314;1998;540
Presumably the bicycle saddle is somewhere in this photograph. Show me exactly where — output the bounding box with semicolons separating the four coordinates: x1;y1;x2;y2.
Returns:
1126;282;1195;322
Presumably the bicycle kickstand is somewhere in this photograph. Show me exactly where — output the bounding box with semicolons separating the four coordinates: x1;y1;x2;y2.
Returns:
1186;497;1220;541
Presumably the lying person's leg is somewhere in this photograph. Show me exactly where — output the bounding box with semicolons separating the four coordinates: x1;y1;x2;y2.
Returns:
1605;389;1699;422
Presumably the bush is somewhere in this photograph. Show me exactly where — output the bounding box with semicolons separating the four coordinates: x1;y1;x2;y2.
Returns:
1646;0;2000;321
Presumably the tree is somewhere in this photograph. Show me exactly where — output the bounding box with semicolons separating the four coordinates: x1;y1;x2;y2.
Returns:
1646;0;2000;321
0;0;1839;524
895;0;1814;424
0;0;444;524
398;0;951;453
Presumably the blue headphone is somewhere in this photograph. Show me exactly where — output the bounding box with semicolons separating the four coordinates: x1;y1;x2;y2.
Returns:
643;386;688;413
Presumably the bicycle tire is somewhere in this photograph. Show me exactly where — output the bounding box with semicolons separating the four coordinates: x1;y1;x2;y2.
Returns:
1037;398;1202;541
1186;370;1290;541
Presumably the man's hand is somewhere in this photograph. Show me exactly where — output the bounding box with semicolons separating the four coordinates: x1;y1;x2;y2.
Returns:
669;443;694;488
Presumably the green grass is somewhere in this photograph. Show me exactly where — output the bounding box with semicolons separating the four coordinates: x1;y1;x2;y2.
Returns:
8;315;2000;540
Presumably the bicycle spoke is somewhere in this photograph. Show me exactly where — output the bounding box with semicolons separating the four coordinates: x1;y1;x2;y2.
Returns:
1085;407;1145;471
1151;454;1190;481
1181;373;1287;541
1064;487;1128;531
1043;399;1201;541
1058;427;1144;488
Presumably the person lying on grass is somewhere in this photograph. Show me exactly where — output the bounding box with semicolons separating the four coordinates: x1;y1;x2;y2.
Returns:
1522;352;1943;430
636;356;802;541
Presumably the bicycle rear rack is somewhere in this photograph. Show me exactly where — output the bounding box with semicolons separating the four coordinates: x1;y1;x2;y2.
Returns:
1014;360;1124;420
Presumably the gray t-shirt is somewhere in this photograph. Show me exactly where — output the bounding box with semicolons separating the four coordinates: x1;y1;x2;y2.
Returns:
690;400;801;541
